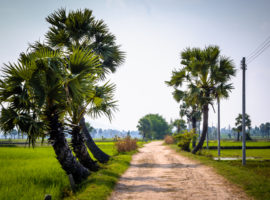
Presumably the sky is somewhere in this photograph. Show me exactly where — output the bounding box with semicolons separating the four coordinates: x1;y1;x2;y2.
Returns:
0;0;269;131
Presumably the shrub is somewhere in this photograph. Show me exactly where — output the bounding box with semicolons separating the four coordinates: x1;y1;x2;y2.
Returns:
164;135;175;144
115;136;138;153
173;129;197;152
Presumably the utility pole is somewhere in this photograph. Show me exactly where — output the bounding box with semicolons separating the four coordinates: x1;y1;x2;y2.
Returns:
217;97;221;157
241;57;246;165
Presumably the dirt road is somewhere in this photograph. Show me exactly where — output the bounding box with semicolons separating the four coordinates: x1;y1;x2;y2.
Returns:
109;141;250;200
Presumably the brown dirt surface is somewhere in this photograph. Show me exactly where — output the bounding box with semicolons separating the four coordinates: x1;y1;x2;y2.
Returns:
109;141;251;200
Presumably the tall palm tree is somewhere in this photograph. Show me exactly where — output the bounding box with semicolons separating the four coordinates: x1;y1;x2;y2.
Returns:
45;8;125;163
0;47;101;183
167;46;235;154
65;47;104;171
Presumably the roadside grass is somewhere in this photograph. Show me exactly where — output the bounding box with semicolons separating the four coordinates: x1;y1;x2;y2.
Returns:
64;152;133;200
65;141;145;200
0;141;144;200
169;144;270;200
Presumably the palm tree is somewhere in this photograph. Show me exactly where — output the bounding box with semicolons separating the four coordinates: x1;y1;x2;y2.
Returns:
172;119;186;133
45;8;125;163
167;81;201;147
167;46;235;154
172;89;201;132
210;56;235;155
0;47;100;183
69;81;117;166
65;47;104;172
80;83;117;163
234;113;252;141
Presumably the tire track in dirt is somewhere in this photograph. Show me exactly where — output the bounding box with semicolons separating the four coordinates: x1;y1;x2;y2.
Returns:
109;141;251;200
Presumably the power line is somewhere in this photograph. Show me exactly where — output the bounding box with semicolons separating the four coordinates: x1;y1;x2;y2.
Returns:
247;42;270;64
246;35;270;59
247;38;270;63
246;35;270;64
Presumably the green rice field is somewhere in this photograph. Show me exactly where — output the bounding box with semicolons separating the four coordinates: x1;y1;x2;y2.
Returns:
0;141;142;200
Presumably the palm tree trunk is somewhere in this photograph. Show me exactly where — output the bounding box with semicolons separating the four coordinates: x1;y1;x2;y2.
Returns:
71;125;99;171
237;132;240;141
48;112;89;184
80;117;110;163
191;117;197;148
192;104;209;154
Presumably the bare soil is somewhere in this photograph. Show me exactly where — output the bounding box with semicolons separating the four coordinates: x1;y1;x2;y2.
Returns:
109;141;251;200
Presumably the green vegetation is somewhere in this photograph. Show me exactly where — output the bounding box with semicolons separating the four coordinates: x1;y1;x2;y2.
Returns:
0;8;126;184
0;146;68;200
0;141;143;200
202;149;270;159
174;129;196;151
166;46;236;153
169;144;270;199
171;119;187;134
202;140;270;147
64;152;133;200
137;114;170;140
233;113;252;141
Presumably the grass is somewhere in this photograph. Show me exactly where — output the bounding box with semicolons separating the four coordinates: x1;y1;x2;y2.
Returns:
203;148;270;159
64;152;133;200
0;141;144;200
202;140;270;147
169;143;270;200
0;146;69;200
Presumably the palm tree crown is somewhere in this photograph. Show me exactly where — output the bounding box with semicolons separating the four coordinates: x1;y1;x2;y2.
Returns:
166;45;236;153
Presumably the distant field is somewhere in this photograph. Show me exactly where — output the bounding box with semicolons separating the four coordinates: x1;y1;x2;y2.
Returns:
202;140;270;147
201;149;270;159
197;140;270;159
0;141;143;200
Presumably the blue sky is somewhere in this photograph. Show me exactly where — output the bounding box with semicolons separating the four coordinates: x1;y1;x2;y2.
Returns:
0;0;269;130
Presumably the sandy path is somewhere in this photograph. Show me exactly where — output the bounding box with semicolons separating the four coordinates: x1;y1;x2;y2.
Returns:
109;141;251;200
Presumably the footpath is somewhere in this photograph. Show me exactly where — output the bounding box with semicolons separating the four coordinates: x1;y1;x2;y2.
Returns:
109;141;250;200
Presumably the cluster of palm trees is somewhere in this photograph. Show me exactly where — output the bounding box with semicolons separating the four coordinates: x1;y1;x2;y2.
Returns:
0;8;125;183
166;46;236;154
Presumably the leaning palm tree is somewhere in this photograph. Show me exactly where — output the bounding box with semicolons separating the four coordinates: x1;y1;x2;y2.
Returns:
68;64;117;167
45;8;125;163
0;48;98;183
65;47;104;171
80;83;118;163
167;46;235;154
